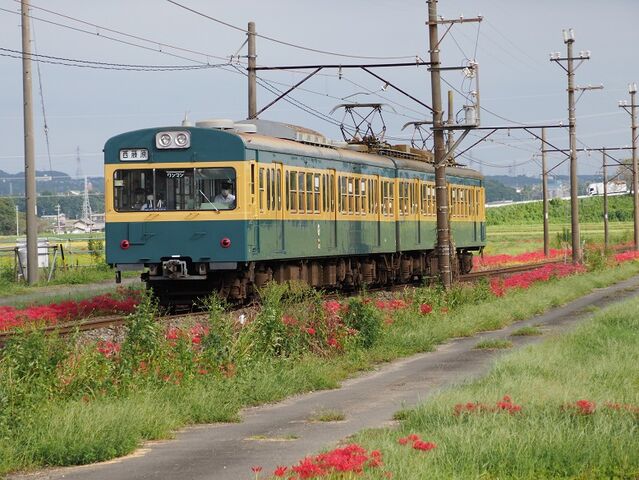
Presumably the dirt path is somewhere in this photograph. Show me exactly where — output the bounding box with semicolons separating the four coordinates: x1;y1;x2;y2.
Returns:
13;274;639;480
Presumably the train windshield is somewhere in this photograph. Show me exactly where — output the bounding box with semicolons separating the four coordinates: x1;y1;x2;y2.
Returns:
113;167;236;211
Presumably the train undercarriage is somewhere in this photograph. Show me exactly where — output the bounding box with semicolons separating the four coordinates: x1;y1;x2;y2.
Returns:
143;248;479;307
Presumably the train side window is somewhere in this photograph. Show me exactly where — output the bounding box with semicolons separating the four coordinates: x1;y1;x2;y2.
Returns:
298;172;305;214
354;178;360;214
306;173;313;213
259;168;265;212
250;163;255;205
276;169;281;211
290;170;298;212
340;176;347;213
266;169;271;211
285;171;290;211
347;177;354;214
314;174;321;213
330;173;335;213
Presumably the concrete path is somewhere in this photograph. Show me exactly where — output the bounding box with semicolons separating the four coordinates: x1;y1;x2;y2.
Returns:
0;277;140;306
14;274;639;480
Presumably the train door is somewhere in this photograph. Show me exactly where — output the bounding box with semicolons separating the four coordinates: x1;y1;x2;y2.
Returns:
329;169;337;249
248;161;259;254
413;178;421;245
275;163;285;252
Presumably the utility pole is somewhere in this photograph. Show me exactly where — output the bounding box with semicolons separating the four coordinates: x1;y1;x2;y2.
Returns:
56;204;61;234
427;0;452;289
619;83;638;250
447;90;454;155
550;29;597;264
602;150;609;249
247;21;257;119
15;205;19;236
22;0;38;284
541;128;549;256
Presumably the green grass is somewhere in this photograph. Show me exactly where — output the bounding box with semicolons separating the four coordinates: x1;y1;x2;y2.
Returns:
473;339;513;350
510;326;543;336
2;262;639;475
309;409;346;422
485;222;633;255
352;294;639;479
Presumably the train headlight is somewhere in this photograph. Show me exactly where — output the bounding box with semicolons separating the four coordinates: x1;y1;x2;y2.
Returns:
120;239;130;250
175;132;189;147
155;131;190;149
158;133;172;148
220;237;231;248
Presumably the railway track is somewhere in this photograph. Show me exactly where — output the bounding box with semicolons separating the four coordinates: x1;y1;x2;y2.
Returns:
0;258;574;345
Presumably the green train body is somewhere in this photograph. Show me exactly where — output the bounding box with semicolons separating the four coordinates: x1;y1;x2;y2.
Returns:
104;120;485;303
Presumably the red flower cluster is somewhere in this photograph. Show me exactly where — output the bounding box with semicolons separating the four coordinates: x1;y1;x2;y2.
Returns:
454;395;522;416
164;323;209;346
614;250;639;263
490;263;585;296
397;433;437;452
474;249;566;269
565;399;596;415
96;340;120;358
375;299;409;311
275;444;382;479
0;291;139;332
419;303;433;315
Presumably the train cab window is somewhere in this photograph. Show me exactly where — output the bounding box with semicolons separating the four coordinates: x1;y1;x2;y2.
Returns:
113;167;236;212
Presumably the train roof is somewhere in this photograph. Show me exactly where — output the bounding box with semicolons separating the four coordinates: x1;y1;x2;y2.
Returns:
238;129;483;181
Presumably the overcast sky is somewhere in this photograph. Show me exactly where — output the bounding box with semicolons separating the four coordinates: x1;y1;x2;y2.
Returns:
0;0;637;179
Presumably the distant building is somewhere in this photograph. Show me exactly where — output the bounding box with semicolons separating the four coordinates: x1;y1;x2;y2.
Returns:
71;218;104;233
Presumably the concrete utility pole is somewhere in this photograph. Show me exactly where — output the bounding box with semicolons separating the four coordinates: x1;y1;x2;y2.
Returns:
427;0;452;289
619;83;638;250
447;90;454;155
247;21;257;119
550;29;597;264
21;0;38;284
602;150;609;249
541;128;550;256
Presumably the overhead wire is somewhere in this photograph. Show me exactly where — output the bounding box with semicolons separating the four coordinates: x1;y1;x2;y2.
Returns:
9;1;232;63
165;0;418;61
31;21;53;172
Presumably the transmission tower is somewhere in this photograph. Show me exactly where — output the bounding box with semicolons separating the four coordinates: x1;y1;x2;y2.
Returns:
81;176;92;222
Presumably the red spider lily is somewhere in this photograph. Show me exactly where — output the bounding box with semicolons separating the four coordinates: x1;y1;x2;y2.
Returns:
191;336;201;345
397;437;409;445
282;315;298;326
490;263;585;296
454;395;522;416
165;328;180;340
96;340;120;358
273;466;287;477
570;399;596;415
615;250;639;262
412;440;437;451
197;368;208;375
474;249;566;269
419;303;433;314
327;337;340;348
251;465;263;479
285;444;383;478
306;327;316;335
0;291;140;332
323;300;342;316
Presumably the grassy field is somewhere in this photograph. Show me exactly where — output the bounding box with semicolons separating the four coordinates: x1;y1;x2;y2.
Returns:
485;222;633;255
353;293;639;479
2;260;639;475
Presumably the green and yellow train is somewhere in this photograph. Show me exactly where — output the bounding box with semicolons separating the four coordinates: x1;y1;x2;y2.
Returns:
104;119;486;305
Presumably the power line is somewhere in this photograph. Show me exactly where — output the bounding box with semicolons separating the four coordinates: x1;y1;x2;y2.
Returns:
0;47;229;71
9;1;233;63
166;0;418;61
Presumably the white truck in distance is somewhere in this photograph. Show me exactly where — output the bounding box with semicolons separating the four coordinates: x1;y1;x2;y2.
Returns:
587;181;628;196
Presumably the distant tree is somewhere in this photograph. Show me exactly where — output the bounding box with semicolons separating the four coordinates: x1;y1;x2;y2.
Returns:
615;158;633;189
0;198;16;235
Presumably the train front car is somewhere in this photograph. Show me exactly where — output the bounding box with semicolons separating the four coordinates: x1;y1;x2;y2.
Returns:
104;125;250;306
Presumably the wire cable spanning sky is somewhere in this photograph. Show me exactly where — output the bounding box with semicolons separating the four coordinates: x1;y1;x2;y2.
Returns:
0;0;637;178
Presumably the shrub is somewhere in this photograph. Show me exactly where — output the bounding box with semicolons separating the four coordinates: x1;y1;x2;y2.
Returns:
343;298;383;348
